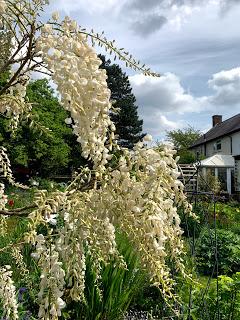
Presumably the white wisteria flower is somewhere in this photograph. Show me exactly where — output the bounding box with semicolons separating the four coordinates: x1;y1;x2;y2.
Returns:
143;134;153;142
0;265;19;320
64;117;72;125
45;213;59;225
37;17;114;169
0;0;7;13
0;1;194;317
52;11;60;21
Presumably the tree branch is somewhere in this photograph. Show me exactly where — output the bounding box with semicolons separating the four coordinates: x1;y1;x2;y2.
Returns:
0;204;37;217
0;23;35;95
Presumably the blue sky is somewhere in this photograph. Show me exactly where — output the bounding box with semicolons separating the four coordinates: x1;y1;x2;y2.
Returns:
46;0;240;141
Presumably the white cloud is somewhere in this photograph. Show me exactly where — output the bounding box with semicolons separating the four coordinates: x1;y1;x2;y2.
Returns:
208;67;240;106
49;0;119;15
130;73;206;114
129;73;204;136
159;115;182;130
129;67;240;138
169;4;201;30
136;112;184;137
122;0;240;36
131;14;167;36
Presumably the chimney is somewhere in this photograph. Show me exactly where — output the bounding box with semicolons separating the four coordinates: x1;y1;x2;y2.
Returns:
212;115;222;127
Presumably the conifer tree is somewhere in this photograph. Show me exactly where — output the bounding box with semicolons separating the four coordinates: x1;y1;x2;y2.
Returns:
99;55;145;149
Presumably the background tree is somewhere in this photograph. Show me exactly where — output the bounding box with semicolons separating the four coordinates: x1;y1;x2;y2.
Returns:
0;24;11;87
0;79;85;178
99;55;145;149
166;126;202;163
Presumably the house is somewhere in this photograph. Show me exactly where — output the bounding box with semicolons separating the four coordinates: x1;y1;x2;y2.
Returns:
190;114;240;194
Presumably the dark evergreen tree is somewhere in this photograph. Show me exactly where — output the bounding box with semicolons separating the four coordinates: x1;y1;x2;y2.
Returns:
99;55;145;149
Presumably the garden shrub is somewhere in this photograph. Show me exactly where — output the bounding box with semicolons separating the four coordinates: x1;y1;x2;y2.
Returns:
188;272;240;320
195;228;240;275
214;202;240;234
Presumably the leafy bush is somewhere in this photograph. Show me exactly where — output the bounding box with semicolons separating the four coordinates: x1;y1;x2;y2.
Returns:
206;273;240;320
214;202;240;234
187;273;240;320
181;201;240;239
195;228;240;275
198;171;221;194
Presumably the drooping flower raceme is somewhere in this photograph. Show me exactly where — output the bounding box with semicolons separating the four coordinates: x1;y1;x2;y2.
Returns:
37;18;114;170
0;182;8;210
79;141;192;294
0;265;19;320
0;75;31;131
0;182;8;235
0;1;195;318
0;0;6;13
0;146;28;189
32;234;66;319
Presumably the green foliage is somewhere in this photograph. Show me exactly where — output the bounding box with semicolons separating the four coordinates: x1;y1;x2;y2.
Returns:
99;55;145;149
2;188;240;319
198;171;222;194
0;224;147;319
166;126;202;150
183;200;240;236
0;79;85;177
166;126;202;163
184;273;240;320
67;233;146;320
129;283;174;318
0;215;39;319
195;228;240;275
213;202;240;234
177;149;197;164
5;185;35;208
206;273;240;320
0;27;11;89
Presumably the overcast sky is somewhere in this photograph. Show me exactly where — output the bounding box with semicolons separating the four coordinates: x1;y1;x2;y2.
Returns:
47;0;240;141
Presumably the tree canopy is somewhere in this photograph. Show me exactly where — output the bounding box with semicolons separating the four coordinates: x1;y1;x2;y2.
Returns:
99;55;145;149
166;126;202;163
0;79;85;177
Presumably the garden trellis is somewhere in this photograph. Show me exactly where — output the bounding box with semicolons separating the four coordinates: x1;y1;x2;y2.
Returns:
165;161;239;320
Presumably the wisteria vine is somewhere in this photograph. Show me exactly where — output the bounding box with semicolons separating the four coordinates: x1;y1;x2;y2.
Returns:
0;1;193;319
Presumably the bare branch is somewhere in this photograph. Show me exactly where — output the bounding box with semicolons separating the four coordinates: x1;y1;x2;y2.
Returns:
0;23;35;95
0;204;37;217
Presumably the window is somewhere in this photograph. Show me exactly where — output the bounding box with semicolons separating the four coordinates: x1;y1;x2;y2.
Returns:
218;167;227;191
214;139;221;151
216;140;221;150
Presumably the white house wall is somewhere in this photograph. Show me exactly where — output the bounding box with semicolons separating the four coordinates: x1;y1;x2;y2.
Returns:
205;136;232;157
232;132;240;156
192;131;240;160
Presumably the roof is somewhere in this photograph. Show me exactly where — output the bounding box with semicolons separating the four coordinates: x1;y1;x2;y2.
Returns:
191;113;240;148
199;154;235;167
